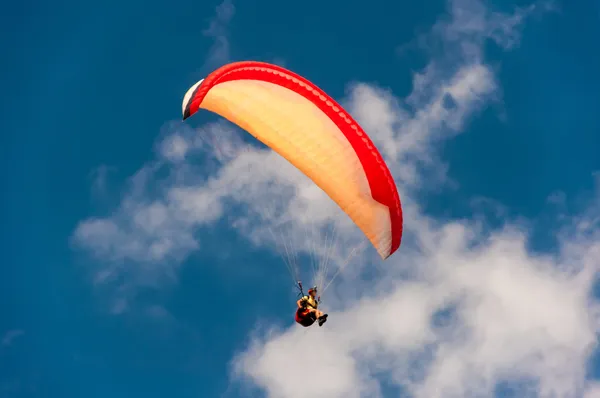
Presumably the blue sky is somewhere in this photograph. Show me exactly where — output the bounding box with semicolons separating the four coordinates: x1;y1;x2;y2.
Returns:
2;0;600;397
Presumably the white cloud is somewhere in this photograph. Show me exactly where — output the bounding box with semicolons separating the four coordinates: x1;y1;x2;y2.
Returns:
227;1;599;397
72;0;599;396
202;0;235;68
344;63;496;190
586;382;600;398
159;134;189;163
231;214;599;397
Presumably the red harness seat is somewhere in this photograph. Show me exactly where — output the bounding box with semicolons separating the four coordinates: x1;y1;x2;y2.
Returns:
295;308;316;327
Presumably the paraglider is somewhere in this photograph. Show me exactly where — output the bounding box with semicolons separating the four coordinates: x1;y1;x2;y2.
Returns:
181;61;403;327
295;283;327;327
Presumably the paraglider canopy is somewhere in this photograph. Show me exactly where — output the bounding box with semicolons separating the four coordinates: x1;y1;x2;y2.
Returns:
181;61;403;261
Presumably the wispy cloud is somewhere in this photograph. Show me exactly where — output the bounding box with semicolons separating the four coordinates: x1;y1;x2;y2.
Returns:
202;0;235;68
71;0;599;396
88;164;116;202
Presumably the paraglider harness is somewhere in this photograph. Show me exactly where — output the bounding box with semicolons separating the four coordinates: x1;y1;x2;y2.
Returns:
295;281;321;327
